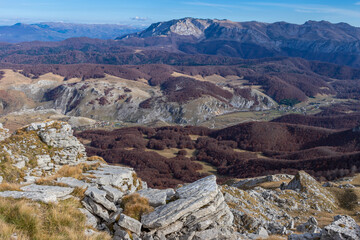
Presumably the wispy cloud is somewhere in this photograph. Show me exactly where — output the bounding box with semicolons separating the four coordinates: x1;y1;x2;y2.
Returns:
130;16;149;21
356;2;360;5
249;2;360;18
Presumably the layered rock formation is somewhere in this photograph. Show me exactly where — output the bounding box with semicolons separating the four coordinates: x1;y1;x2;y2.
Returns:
0;120;359;240
0;120;87;180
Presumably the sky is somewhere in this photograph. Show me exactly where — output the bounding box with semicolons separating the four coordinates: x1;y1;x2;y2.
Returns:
1;0;360;27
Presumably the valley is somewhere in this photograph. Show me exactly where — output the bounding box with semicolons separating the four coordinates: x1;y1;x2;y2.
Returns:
0;15;359;240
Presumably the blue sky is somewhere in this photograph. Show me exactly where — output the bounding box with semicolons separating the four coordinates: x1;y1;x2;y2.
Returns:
1;0;360;26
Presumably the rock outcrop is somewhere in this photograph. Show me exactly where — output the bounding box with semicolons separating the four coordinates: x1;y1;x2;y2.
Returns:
0;120;87;182
0;123;10;141
280;171;336;212
1;120;360;240
233;174;293;189
289;215;360;240
321;215;360;240
140;175;235;239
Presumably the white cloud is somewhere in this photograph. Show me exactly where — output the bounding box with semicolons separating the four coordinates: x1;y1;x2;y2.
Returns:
130;16;148;21
356;2;360;5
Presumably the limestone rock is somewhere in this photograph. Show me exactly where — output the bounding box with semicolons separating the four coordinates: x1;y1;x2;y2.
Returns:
288;233;321;240
79;208;98;228
280;171;336;211
137;188;173;207
27;121;87;165
141;175;235;239
233;174;293;189
87;165;142;193
296;217;321;234
21;184;74;200
85;187;117;212
176;175;218;199
0;123;10;141
118;214;142;235
321;215;360;240
0;190;58;203
338;184;355;189
57;177;89;188
84;197;110;222
114;229;131;240
101;185;124;202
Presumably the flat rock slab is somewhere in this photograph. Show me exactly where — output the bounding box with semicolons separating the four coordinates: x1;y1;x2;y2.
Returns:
101;185;124;202
17;184;74;202
85;187;117;212
57;177;89;188
0;191;58;203
322;215;360;240
86;165;137;191
137;188;173;207
142;175;218;229
118;214;142;235
79;208;98;228
176;175;218;199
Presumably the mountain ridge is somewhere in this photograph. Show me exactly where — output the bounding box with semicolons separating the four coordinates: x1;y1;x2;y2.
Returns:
0;22;144;43
117;17;360;67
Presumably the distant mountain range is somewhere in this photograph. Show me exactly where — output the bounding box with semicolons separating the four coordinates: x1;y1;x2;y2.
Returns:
0;22;143;43
118;18;360;67
0;18;360;68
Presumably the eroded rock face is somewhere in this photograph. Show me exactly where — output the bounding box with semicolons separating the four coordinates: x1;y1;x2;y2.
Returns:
141;175;236;239
27;120;87;165
321;215;360;240
0;123;10;141
0;120;88;182
0;184;74;203
233;174;293;189
281;171;336;212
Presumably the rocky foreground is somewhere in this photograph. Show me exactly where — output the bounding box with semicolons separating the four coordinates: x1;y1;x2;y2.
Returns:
0;121;359;239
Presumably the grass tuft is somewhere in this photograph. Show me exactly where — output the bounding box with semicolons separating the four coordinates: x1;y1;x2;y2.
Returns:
120;193;154;221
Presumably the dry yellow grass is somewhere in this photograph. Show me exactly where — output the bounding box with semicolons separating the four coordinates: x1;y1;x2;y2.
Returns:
121;193;154;221
72;187;87;199
0;197;111;240
87;156;107;164
0;182;22;191
262;235;286;240
144;148;196;159
36;162;101;185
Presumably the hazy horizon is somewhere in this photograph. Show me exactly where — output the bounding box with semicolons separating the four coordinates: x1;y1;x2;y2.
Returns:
1;0;360;27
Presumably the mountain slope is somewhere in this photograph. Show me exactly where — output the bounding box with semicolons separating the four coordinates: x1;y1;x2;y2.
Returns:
0;22;143;43
118;18;360;67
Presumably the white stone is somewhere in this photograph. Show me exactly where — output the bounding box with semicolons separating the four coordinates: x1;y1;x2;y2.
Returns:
118;214;142;235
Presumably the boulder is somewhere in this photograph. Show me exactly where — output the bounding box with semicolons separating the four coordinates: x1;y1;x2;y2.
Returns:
296;217;321;234
85;187;117;212
288;233;321;240
87;165;142;193
321;215;360;240
118;214;142;235
137;188;172;207
84;197;110;222
140;175;235;239
142;176;219;229
101;185;124;202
